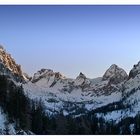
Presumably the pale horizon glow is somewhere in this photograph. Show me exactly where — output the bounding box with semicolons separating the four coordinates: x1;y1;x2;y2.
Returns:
0;5;140;78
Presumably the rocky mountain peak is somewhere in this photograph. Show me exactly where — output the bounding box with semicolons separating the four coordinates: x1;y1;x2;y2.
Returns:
102;64;128;84
129;61;140;79
74;72;90;86
0;45;25;82
55;72;65;79
77;72;86;79
31;68;66;83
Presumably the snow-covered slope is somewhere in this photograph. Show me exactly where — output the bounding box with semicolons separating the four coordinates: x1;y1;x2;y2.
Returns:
0;107;31;135
96;62;140;123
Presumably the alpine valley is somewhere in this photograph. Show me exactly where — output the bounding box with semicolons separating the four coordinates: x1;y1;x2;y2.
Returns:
1;45;140;135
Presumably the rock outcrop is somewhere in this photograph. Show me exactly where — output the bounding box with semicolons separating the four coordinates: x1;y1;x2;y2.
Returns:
102;64;128;84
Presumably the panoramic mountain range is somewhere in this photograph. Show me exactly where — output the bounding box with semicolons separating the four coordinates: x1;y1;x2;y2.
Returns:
1;45;140;134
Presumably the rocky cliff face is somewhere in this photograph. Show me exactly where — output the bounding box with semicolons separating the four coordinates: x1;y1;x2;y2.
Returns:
31;68;66;88
74;72;91;86
102;64;128;84
0;45;25;82
129;61;140;79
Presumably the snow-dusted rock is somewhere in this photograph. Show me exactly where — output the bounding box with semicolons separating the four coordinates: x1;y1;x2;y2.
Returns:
129;61;140;79
102;64;128;84
0;46;22;76
31;68;66;88
0;45;26;82
74;72;90;86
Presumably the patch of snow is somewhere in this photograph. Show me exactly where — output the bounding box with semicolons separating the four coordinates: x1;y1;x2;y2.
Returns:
0;108;6;130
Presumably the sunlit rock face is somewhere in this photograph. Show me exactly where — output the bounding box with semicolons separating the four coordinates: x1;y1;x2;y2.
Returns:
0;45;25;82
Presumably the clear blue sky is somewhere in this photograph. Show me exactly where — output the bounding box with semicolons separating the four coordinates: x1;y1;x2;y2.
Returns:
0;5;140;78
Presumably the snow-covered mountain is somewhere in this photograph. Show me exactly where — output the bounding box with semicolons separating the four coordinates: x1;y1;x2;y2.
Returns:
23;59;140;125
96;61;140;124
2;46;140;134
23;64;128;116
0;46;139;117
